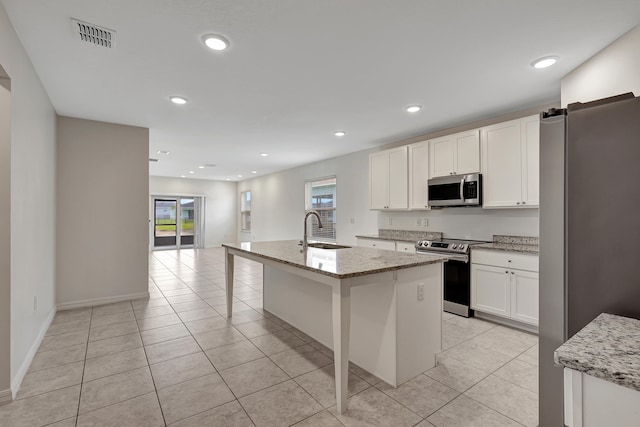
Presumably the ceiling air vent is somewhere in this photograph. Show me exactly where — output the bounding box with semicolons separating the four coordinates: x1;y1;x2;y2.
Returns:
71;18;116;48
149;158;159;162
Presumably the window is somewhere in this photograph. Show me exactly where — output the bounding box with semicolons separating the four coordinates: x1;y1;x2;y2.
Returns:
305;177;336;240
240;190;251;231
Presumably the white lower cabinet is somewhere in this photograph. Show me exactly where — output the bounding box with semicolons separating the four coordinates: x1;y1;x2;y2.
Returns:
395;242;416;253
471;249;539;326
357;238;396;251
564;368;640;427
356;238;417;253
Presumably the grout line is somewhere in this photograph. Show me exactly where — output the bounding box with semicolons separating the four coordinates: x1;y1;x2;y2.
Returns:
74;306;93;426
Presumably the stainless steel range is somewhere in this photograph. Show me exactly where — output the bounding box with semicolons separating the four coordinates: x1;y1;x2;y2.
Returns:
415;238;487;317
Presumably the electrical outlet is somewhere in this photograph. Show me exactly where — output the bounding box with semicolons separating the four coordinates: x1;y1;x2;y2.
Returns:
388;217;393;226
416;218;422;226
423;217;429;227
349;217;355;224
417;284;424;301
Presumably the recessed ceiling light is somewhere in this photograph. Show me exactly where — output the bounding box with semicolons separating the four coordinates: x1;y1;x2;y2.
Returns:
226;178;231;181
260;152;268;157
532;56;558;69
156;150;170;155
334;130;346;137
181;175;186;178
189;171;195;174
251;170;257;174
237;174;243;178
202;34;230;51
198;165;205;169
405;105;422;113
169;96;188;105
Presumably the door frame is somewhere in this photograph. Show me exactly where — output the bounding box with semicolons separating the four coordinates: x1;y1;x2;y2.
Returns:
150;193;205;250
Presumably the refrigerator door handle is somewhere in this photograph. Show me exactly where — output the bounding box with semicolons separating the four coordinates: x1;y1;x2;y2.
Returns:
459;178;464;201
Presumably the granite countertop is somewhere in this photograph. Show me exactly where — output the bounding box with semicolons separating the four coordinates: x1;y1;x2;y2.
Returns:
554;313;640;392
473;242;539;254
222;240;449;280
473;235;539;254
356;230;443;243
355;234;415;242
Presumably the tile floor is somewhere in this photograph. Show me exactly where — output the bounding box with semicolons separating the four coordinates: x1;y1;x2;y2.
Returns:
0;247;539;426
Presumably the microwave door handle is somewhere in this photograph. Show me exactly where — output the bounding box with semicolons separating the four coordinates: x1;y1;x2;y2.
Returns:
459;178;465;201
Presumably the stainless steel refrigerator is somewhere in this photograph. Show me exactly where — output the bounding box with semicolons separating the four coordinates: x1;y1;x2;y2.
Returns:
539;93;640;426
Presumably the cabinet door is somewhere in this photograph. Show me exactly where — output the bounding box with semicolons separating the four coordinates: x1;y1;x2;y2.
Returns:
455;130;480;175
521;115;540;207
429;136;456;178
369;151;389;209
471;264;510;318
396;242;416;253
388;146;408;209
357;238;396;251
510;269;539;325
408;141;430;209
481;119;523;208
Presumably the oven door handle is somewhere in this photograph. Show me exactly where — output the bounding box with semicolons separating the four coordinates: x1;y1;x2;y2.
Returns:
416;251;469;263
459;178;465;201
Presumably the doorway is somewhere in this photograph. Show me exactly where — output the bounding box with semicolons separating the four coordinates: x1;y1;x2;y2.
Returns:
152;196;201;249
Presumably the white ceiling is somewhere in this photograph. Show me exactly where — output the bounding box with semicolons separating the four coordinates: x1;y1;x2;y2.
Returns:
2;1;640;181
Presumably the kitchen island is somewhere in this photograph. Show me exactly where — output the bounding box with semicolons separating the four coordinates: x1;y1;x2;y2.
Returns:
222;240;449;413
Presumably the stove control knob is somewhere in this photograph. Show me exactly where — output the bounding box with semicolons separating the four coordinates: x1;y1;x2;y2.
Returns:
452;244;457;249
459;244;466;251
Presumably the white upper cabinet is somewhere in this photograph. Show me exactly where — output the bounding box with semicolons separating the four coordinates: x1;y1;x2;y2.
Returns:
481;115;540;208
408;141;430;210
429;129;480;178
369;146;408;210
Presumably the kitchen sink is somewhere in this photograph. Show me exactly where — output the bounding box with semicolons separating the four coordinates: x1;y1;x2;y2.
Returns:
305;242;352;250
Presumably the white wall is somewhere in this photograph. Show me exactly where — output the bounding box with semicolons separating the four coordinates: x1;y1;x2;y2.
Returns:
237;149;379;245
562;25;640;106
0;75;10;401
0;3;58;397
149;176;237;247
56;116;149;308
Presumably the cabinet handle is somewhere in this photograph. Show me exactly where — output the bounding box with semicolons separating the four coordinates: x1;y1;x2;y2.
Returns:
517;202;521;205
511;272;515;275
505;270;509;274
508;260;511;262
522;201;526;205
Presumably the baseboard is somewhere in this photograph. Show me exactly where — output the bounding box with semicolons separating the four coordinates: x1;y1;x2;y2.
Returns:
474;311;539;335
0;389;12;406
57;291;150;311
11;305;56;400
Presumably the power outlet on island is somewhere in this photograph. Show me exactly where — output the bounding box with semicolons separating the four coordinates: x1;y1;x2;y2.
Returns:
423;218;429;227
417;283;425;301
416;218;422;227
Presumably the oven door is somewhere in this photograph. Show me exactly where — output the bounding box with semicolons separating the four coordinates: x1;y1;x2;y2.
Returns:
418;251;472;317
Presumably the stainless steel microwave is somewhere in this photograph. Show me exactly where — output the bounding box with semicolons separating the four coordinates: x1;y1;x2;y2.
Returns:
428;173;482;207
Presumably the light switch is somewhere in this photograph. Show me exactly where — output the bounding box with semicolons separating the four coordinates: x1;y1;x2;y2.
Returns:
417;283;424;301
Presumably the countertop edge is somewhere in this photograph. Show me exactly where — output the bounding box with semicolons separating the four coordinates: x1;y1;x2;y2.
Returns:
472;242;539;254
222;243;448;280
554;313;640;393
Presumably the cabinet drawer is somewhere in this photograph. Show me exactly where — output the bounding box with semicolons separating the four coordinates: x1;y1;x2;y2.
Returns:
357;239;396;251
471;249;538;272
396;242;416;253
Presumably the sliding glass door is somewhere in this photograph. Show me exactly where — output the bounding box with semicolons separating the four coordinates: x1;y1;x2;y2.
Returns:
179;198;194;246
154;199;177;247
153;196;202;249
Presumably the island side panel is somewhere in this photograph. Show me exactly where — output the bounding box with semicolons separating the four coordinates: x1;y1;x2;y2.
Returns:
263;263;444;387
263;266;399;385
396;263;443;384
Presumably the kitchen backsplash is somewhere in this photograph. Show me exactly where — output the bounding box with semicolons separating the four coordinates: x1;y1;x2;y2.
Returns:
378;207;538;241
493;235;539;246
378;229;443;241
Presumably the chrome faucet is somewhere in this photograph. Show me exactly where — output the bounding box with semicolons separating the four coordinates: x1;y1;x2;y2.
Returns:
303;210;324;250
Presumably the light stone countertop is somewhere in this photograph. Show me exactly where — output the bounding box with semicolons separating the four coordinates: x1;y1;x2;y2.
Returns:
355;234;415;243
473;242;539;254
222;240;449;280
554;313;640;392
473;235;539;254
